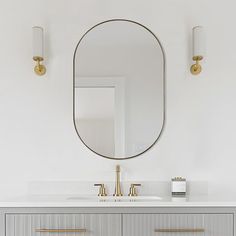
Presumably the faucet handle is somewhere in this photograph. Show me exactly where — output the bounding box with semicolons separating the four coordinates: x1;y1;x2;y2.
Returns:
94;184;107;197
128;184;141;197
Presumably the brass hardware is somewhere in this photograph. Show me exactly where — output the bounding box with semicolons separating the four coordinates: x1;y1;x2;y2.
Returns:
155;228;205;233
113;165;123;196
35;229;86;233
33;56;46;76
94;183;107;196
190;56;203;75
128;183;141;197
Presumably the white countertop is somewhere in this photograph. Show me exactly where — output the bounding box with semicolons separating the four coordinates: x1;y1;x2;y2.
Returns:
0;195;236;208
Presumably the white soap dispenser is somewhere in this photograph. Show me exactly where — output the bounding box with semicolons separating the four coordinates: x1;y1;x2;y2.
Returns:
171;177;186;196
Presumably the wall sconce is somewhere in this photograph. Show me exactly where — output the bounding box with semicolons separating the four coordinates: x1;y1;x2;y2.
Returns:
32;26;46;76
190;26;205;75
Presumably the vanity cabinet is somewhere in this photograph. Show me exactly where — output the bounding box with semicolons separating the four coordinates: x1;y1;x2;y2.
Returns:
123;214;234;236
6;214;121;236
2;209;235;236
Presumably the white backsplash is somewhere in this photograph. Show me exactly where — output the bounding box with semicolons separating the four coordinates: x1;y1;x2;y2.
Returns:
28;181;208;197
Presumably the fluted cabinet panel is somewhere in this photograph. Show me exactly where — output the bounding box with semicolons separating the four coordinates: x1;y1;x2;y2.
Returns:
6;214;121;236
204;214;233;236
123;214;233;236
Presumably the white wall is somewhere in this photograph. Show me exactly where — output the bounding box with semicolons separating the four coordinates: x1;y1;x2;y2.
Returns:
0;0;236;197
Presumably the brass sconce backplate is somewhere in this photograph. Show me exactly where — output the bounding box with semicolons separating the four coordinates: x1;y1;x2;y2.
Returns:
190;56;203;75
33;56;46;76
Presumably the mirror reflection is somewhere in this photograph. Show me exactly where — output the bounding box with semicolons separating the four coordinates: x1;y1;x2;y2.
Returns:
74;19;165;159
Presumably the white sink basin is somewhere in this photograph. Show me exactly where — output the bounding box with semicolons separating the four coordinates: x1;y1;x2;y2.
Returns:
67;196;162;202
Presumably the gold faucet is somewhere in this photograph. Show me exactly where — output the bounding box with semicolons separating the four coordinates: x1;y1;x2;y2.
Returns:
128;183;141;197
113;165;123;196
94;183;107;197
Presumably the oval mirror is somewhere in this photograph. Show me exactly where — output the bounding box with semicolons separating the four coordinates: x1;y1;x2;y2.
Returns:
73;19;165;160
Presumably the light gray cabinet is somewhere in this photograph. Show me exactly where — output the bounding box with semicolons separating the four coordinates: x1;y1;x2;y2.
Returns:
6;214;121;236
3;209;235;236
123;214;234;236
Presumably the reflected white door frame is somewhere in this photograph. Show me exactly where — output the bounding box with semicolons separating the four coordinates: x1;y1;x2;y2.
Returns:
75;76;126;157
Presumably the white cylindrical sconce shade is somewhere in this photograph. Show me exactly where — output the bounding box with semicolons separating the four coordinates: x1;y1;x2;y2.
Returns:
192;26;205;59
32;26;44;59
32;26;46;76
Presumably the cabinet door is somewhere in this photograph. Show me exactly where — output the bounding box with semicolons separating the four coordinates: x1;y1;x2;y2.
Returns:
123;214;233;236
204;214;233;236
6;214;121;236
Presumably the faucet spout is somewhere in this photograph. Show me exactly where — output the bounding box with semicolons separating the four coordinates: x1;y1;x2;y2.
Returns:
113;165;123;196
